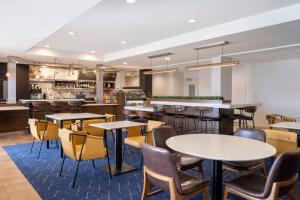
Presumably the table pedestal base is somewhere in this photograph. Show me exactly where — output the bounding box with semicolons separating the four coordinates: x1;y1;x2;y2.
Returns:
104;163;136;176
212;160;223;200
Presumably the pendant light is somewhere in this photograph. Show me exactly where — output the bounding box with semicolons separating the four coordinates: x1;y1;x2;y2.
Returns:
187;41;239;71
143;52;177;75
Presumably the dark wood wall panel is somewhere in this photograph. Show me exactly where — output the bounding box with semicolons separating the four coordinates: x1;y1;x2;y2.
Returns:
0;110;29;133
139;69;152;97
0;63;7;101
16;64;30;101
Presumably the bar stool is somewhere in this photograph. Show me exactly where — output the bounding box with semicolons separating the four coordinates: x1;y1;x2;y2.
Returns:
171;106;187;134
200;108;221;134
68;101;83;113
32;102;53;120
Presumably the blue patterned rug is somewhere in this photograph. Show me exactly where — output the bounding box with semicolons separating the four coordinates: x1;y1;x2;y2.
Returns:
3;134;300;200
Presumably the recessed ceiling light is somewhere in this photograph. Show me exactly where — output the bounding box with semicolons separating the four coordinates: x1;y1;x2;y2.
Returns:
45;44;51;48
126;0;136;3
123;62;128;65
120;41;127;44
68;31;76;36
188;19;196;23
90;50;95;54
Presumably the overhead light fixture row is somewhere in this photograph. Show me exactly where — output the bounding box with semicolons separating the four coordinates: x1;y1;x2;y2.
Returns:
143;68;177;75
187;61;239;71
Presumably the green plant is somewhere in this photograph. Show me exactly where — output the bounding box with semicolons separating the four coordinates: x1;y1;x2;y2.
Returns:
152;96;223;100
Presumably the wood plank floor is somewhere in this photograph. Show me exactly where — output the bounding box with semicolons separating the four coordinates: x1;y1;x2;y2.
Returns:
0;131;41;200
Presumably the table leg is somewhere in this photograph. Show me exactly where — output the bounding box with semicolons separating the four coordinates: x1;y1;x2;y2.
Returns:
104;128;136;175
46;141;49;149
59;120;64;158
212;160;223;200
297;132;300;147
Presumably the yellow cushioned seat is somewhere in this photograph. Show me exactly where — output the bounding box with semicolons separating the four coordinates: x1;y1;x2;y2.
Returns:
59;128;112;187
124;136;145;148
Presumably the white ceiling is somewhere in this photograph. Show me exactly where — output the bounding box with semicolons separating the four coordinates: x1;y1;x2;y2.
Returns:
1;0;300;69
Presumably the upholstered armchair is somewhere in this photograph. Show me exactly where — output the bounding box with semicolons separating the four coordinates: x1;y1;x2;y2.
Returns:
224;151;300;200
141;143;210;200
28;118;59;158
58;128;111;188
82;119;106;137
222;128;267;176
124;120;164;169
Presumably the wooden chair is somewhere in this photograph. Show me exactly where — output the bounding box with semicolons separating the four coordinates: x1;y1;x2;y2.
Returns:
141;143;210;200
28;119;59;158
222;128;267;176
124;120;164;169
224;151;300;200
82;119;106;137
105;114;116;122
152;126;204;178
58;128;111;188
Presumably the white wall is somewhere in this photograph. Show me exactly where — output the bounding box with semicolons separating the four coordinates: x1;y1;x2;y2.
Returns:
232;59;300;127
125;74;139;87
153;72;184;96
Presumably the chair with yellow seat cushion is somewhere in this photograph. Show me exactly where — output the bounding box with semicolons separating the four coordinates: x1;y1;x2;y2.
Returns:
58;128;111;188
82;119;106;137
28;118;59;158
124;120;164;169
105;114;116;122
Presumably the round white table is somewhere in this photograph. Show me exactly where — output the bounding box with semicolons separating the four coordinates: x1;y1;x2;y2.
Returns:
166;134;276;200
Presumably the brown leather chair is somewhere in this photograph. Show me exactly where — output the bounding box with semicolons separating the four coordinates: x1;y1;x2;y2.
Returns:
141;143;210;200
152;126;204;178
224;151;300;200
223;128;267;176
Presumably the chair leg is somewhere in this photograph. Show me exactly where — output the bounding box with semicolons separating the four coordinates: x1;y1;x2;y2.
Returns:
59;154;66;176
55;140;59;149
106;147;112;179
92;160;96;169
72;159;81;188
37;139;44;159
198;164;204;179
202;187;210;200
223;187;230;200
252;120;255;129
29;138;35;153
287;183;297;200
140;156;144;170
141;170;151;200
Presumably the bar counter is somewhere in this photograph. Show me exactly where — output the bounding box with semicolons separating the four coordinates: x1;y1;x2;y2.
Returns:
0;105;29;133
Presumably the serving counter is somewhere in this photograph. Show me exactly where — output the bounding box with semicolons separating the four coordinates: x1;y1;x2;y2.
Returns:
0;105;29;133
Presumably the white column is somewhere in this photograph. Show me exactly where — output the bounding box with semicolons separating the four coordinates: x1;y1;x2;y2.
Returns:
210;56;232;100
95;67;104;104
7;62;17;103
115;71;126;90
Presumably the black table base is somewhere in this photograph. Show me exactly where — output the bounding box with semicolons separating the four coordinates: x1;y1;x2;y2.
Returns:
103;163;136;176
112;128;137;175
212;160;223;200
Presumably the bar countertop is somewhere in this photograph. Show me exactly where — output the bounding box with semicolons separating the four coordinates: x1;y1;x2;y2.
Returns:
151;101;260;109
19;99;85;103
0;106;29;111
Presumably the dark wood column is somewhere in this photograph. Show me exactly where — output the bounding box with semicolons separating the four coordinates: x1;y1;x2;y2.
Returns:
16;64;30;101
139;69;152;97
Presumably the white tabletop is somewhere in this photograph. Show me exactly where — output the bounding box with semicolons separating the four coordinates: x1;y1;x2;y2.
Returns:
83;104;119;106
90;121;146;130
151;101;260;109
166;134;276;162
45;113;105;121
124;106;154;112
0;106;29;111
20;99;85;103
269;122;300;130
